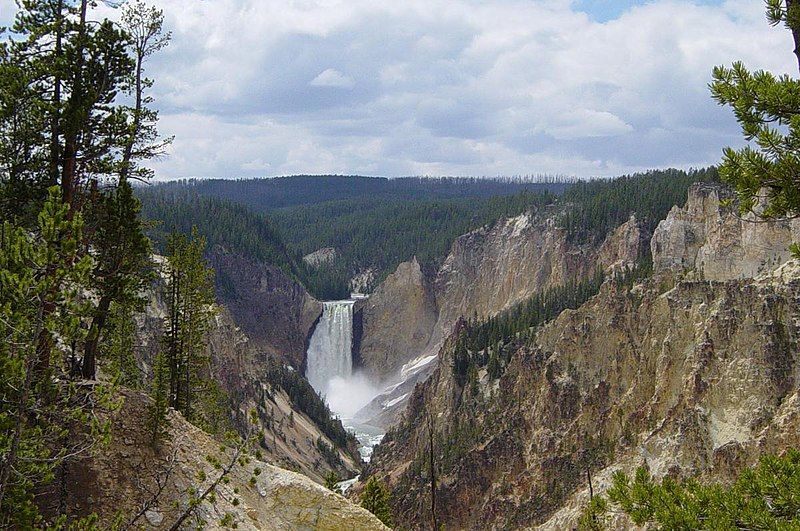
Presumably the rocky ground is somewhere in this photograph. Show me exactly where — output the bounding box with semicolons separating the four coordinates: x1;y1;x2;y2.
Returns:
46;390;387;530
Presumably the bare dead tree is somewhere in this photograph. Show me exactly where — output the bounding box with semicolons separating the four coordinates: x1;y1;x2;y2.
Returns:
122;449;179;531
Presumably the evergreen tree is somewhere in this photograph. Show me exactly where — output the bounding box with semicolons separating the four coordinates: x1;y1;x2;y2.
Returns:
324;471;342;495
103;299;141;387
580;449;800;529
1;0;170;376
118;0;172;183
710;1;800;220
0;188;108;526
161;228;218;424
82;180;152;379
147;349;171;445
360;476;393;527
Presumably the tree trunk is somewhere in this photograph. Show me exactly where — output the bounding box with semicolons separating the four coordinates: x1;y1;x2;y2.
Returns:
428;412;437;531
788;0;800;73
168;269;181;408
60;0;88;209
81;294;112;379
49;0;64;187
120;54;143;183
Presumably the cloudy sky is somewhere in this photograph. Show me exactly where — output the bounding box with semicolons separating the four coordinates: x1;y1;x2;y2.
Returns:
0;0;796;179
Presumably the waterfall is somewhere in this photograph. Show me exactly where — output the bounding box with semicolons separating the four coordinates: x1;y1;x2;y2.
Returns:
305;300;355;396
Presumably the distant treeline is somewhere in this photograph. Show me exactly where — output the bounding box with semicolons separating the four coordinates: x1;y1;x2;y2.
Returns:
156;174;575;210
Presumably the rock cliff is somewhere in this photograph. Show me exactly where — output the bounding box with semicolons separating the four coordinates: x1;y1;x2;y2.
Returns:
652;182;800;281
355;209;648;423
357;258;437;380
365;184;800;529
209;246;322;371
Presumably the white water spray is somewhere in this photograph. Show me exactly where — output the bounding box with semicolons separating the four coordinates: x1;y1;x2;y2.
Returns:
305;300;380;418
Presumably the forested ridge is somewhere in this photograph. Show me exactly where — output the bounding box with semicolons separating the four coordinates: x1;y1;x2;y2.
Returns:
559;167;719;245
158;174;573;210
139;168;718;300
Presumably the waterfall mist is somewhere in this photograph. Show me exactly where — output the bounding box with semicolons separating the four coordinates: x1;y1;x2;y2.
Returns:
305;300;380;418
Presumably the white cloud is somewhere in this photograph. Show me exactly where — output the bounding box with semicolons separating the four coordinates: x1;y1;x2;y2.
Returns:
310;68;355;89
2;0;796;178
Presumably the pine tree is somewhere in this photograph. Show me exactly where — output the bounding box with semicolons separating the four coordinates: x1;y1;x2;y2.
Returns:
580;449;800;529
147;349;171;445
118;0;172;184
161;228;218;425
360;476;393;527
103;299;141;388
324;471;342;495
710;1;800;220
82;180;152;379
0;188;105;526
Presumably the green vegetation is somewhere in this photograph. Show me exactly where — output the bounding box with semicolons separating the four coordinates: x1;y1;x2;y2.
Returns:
138;181;560;299
559;168;719;245
138;188;298;277
580;449;800;530
149;229;229;439
710;1;800;223
361;476;393;527
316;437;344;469
0;189;113;528
0;0;170;524
157;174;571;210
324;470;343;494
264;357;357;450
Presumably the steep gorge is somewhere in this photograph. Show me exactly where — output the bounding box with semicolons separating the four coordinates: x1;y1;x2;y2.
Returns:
364;183;800;529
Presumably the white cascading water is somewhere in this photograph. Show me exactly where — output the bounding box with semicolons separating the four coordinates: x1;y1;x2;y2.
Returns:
306;300;355;394
305;299;382;436
305;300;385;485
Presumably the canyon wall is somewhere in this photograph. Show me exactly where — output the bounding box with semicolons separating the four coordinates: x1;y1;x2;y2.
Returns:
209;245;322;371
365;183;800;529
356;258;437;379
355;209;648;423
652;182;800;280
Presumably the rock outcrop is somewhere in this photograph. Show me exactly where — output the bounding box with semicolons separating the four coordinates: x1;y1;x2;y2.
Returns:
208;246;322;370
357;258;437;381
598;213;649;272
56;390;387;530
303;247;337;268
652;182;799;280
365;184;800;529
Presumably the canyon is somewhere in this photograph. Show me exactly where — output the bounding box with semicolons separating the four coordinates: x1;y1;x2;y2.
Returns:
122;179;800;529
361;183;800;529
